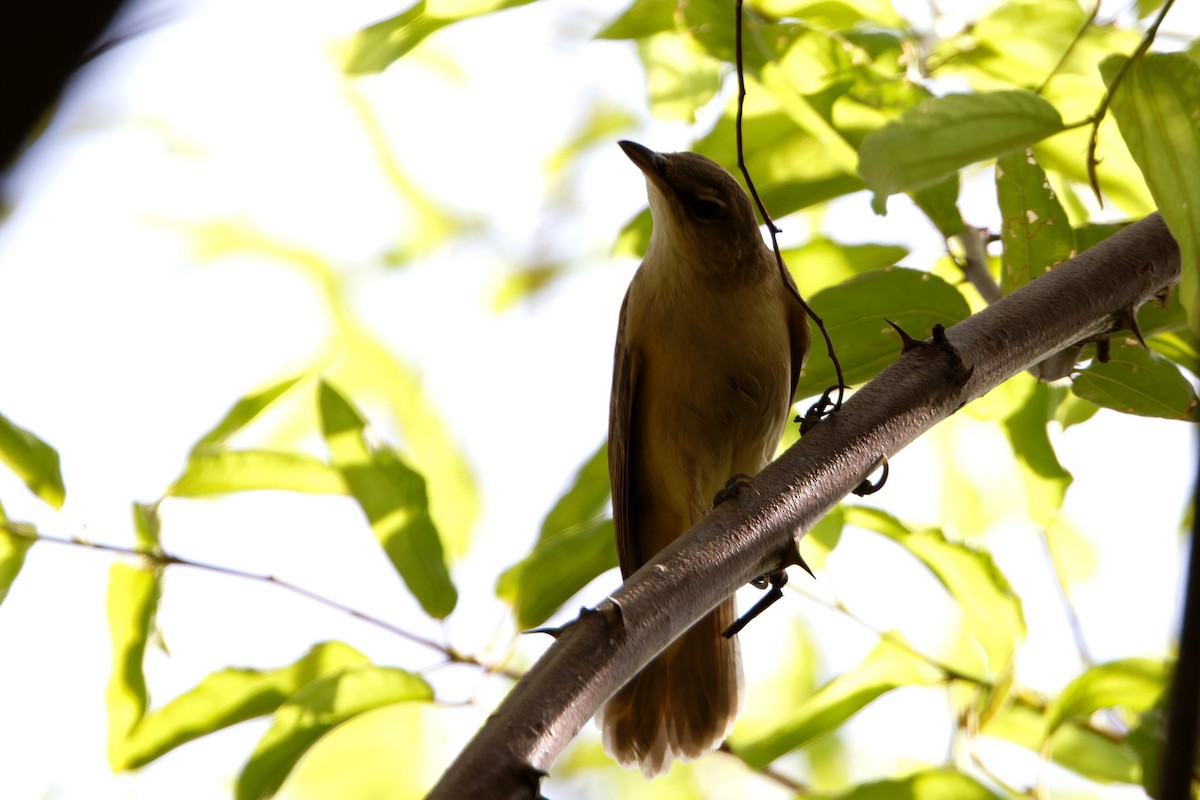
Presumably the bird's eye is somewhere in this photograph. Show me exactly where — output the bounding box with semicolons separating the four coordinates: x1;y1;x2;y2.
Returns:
690;199;722;219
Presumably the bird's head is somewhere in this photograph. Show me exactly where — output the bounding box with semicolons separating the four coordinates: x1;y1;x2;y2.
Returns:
618;140;766;277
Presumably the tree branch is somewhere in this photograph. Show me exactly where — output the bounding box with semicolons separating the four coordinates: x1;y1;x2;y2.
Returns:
426;213;1180;799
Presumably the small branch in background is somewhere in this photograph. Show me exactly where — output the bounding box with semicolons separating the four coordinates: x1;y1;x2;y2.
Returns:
954;226;1003;304
1085;0;1175;203
952;227;1088;381
717;742;809;794
734;0;846;413
967;743;1030;798
1036;0;1102;96
0;523;521;681
1039;528;1094;668
794;585;985;686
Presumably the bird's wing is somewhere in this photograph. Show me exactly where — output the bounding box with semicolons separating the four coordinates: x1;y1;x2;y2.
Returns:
609;286;641;579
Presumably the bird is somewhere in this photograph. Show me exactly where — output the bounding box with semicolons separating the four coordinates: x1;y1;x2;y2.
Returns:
600;140;810;776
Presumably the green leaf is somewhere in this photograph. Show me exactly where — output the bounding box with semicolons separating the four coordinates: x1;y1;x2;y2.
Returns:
319;381;457;618
539;443;609;540
0;506;33;608
911;173;965;238
833;768;1002;800
799;504;844;573
113;641;370;770
693;88;866;216
1054;390;1100;429
1102;53;1200;336
1139;290;1200;373
682;0;790;69
1074;221;1130;252
190;371;311;456
236;664;432;800
983;696;1140;783
1129;707;1164;796
638;33;723;122
342;0;537;74
944;0;1091;90
1071;339;1199;420
596;0;674;40
845;506;1025;679
1001;377;1073;525
782;238;909;298
996;149;1075;293
496;518;617;629
735;639;942;767
106;563;161;766
858;91;1065;210
0;410;64;508
495;428;615;631
1051;721;1142;784
795;268;971;401
131;502;162;552
169;450;348;497
1044;658;1166;737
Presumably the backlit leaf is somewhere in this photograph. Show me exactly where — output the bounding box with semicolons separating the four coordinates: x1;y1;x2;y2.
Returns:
0;410;64;509
781;238;908;298
996;149;1075;293
735;639;942;767
190;370;312;456
106;563;161;766
983;696;1140;783
1044;658;1166;737
1071;339;1199;420
859;90;1065;210
795;268;971;401
113;642;370;770
0;505;33;608
496;518;617;629
343;0;537;74
833;768;1002;800
1103;53;1200;336
169;451;348;497
596;0;674;40
235;665;432;800
1001;377;1073;525
319;382;457;619
845;506;1024;680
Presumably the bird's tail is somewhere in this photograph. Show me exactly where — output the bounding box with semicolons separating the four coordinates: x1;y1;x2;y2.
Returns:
600;598;743;777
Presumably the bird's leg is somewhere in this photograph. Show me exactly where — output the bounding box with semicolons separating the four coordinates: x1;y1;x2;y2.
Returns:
711;472;757;507
722;571;789;638
852;454;889;496
796;384;848;434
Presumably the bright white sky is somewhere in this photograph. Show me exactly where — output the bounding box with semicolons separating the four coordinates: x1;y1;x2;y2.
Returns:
0;1;1196;798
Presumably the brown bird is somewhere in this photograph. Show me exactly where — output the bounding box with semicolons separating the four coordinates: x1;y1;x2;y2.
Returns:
600;141;810;776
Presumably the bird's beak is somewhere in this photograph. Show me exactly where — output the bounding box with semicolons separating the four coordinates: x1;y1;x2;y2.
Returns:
619;140;670;192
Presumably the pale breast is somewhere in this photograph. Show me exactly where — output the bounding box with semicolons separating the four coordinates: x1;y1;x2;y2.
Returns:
626;269;793;520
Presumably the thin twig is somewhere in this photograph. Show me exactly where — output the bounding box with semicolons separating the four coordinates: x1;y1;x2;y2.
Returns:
793;585;985;686
717;742;810;793
1038;527;1094;667
954;227;1003;304
967;744;1033;798
734;0;846;412
1;523;521;680
1035;0;1101;96
1085;0;1175;204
